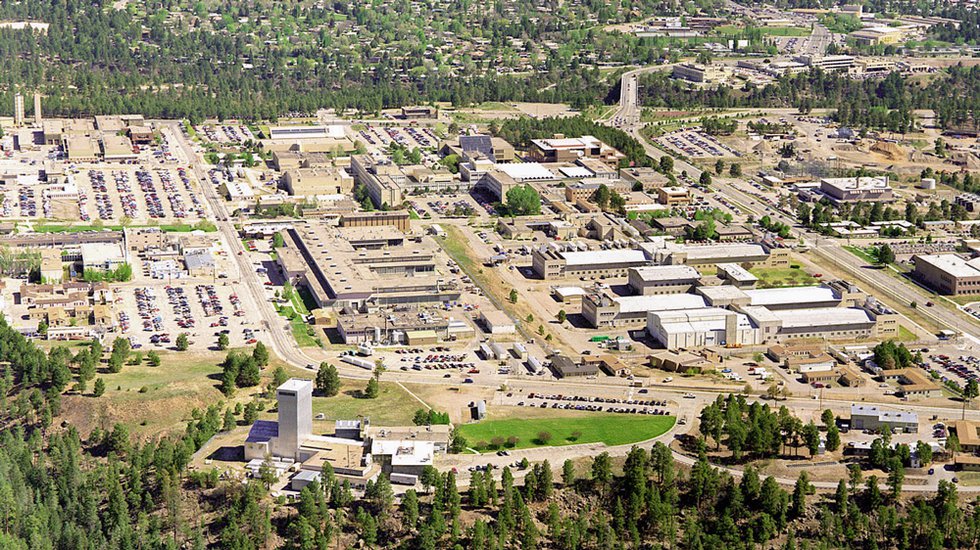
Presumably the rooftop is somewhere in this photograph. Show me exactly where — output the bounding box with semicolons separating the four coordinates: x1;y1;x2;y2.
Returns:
560;249;648;267
914;254;980;278
613;293;706;314
851;405;918;424
630;265;701;282
745;286;837;306
770;307;873;328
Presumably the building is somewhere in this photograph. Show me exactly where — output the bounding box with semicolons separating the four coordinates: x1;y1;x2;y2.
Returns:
850;26;904;45
656;186;691;206
339;211;411;233
672;63;727;84
716;263;758;288
644;241;789;268
880;368;943;398
850;405;918;433
33;92;41;126
583;292;707;328
951;420;980;453
627;265;702;295
401;106;438;119
283;167;353;196
479;309;516;335
648;307;759;349
101;134;137;162
620;167;671;189
912;254;980;295
80;242;127;272
563;180;631;203
552;355;599;378
531;244;651;279
819;176;893;204
184;250;216;277
40;249;63;283
13;93;24;127
528;136;624;165
794;54;856;72
276;222;459;311
64;135;100;163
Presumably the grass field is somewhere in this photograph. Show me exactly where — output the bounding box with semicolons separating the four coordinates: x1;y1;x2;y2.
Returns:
843;245;880;265
897;325;918;342
33;223;216;233
60;351;235;438
458;414;675;451
309;380;423;425
750;266;818;288
714;25;811;36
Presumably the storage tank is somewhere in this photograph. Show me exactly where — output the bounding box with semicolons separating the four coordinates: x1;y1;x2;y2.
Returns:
918;177;936;190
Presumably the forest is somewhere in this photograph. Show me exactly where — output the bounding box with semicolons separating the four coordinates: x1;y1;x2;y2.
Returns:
0;0;701;121
639;67;980;132
2;317;980;548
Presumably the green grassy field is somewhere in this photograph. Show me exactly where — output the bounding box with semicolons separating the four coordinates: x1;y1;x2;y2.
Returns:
715;25;811;36
750;266;818;288
459;414;675;451
843;245;880;265
896;325;918;342
33;223;216;233
309;380;422;425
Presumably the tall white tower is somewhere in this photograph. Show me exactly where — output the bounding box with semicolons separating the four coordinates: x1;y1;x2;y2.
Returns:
33;92;41;126
13;93;24;127
275;378;313;460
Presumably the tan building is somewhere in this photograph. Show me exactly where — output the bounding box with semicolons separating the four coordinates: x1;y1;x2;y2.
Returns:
40;249;63;283
656;186;691;206
283;167;353;196
339;211;411;233
912;254;980;295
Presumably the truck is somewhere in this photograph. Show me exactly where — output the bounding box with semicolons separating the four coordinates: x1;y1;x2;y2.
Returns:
341;356;375;370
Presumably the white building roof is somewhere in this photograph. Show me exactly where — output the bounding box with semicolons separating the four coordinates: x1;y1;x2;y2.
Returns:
745;286;837;306
653;307;753;334
614;293;706;314
558;166;592;178
371;439;435;466
716;263;758;283
553;286;587;297
496;162;555;181
915;254;980;278
630;265;701;282
771;307;873;328
561;249;648;267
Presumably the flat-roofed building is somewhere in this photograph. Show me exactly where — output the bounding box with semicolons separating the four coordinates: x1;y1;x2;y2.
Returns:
552;355;599;378
716;263;758;287
744;286;841;310
620;167;671;189
795;54;855;72
644;241;788;268
583;292;706;328
648;307;759;349
64;135;99;162
278;221;459;311
283;166;353;196
850;405;918;433
628;265;702;295
850;26;904;45
340;211;411;233
400;106;437;119
820;176;893;204
656;186;691;206
531;245;651;279
528;135;624;165
672;62;727;83
912;254;980;295
101;134;137;161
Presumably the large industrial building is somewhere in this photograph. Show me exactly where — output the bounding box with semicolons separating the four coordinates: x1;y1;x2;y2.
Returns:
628;265;702;295
244;379;449;489
274;222;460;311
532;243;652;280
819;176;893;204
911;254;980;295
850;405;918;433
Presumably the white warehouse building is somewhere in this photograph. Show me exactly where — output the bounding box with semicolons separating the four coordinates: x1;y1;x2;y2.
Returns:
647;307;760;349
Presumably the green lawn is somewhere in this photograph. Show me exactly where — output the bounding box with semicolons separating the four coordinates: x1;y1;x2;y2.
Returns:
459;414;675;451
896;325;918;342
843;245;879;265
276;304;319;347
309;380;422;425
714;25;810;36
33;223;216;233
750;266;818;288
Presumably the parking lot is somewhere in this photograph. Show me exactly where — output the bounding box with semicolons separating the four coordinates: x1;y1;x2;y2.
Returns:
117;281;258;351
70;166;206;223
657;129;741;158
195;123;255;145
498;390;674;416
